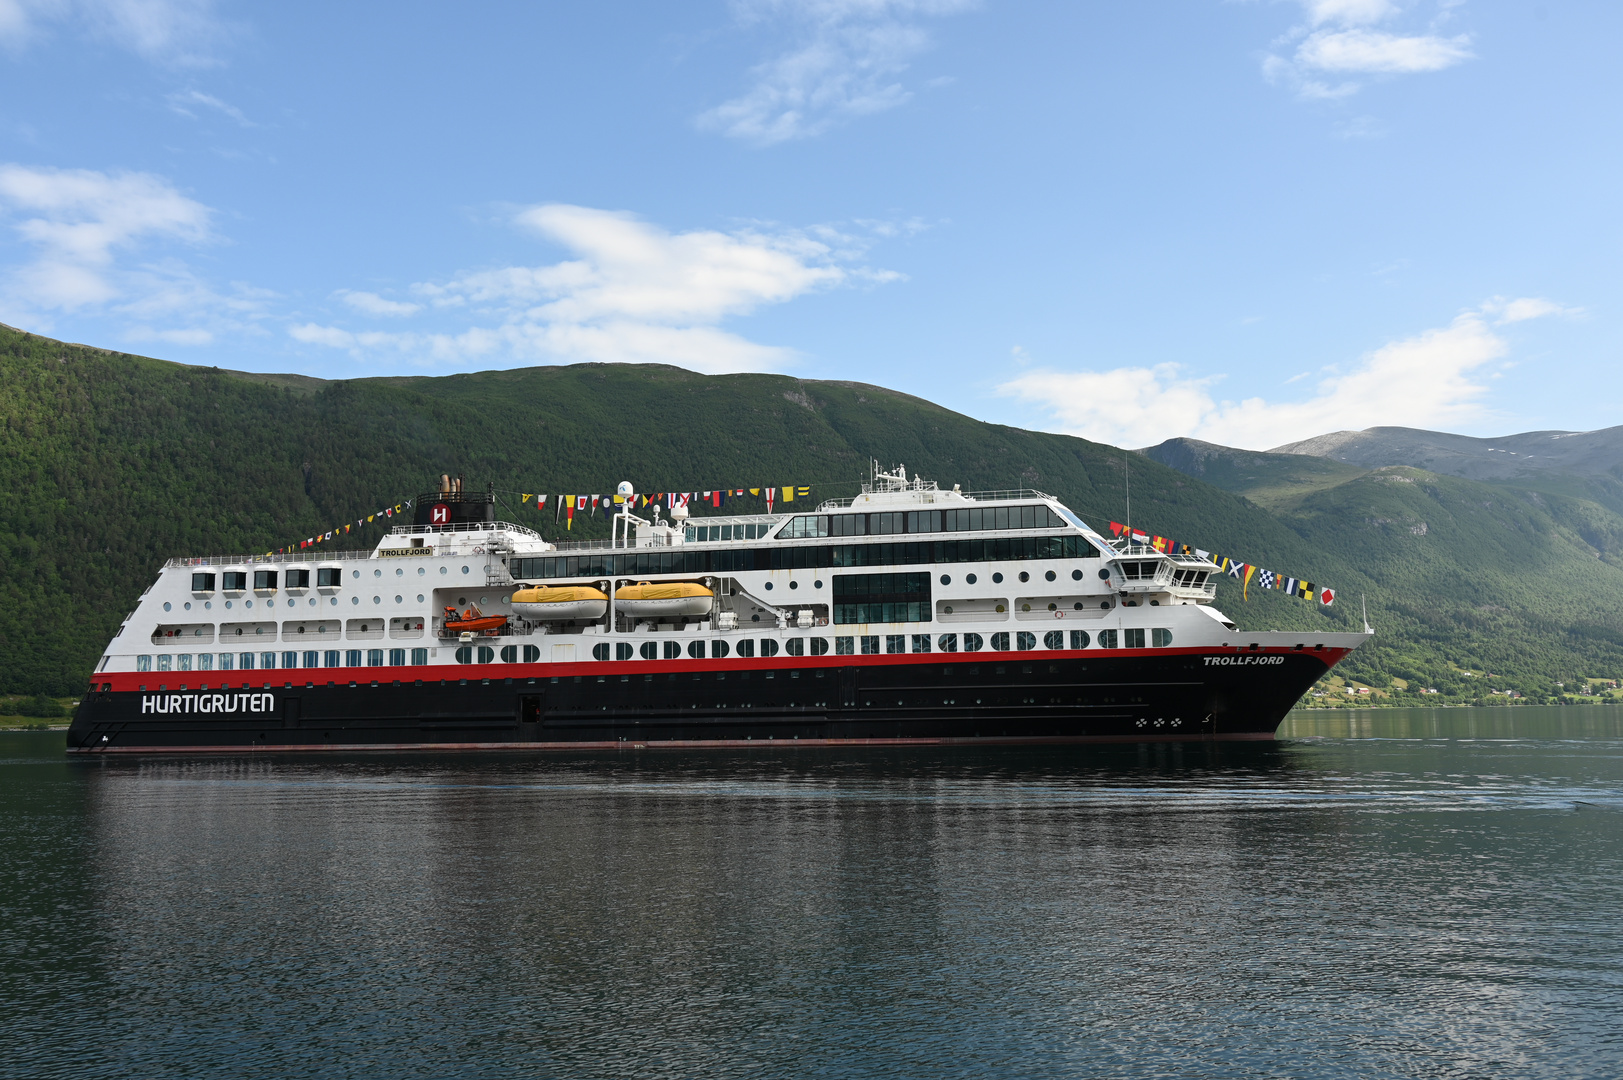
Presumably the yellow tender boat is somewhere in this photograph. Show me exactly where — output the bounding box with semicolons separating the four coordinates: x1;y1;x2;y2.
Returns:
613;581;714;618
511;584;609;622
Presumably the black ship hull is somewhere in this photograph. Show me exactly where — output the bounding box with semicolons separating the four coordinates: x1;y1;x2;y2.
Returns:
67;646;1345;752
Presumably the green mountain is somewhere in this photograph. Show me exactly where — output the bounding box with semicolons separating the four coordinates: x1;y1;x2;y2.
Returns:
5;322;1623;703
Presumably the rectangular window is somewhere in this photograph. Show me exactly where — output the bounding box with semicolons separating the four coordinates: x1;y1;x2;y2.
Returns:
367;649;384;667
835;636;855;655
157;654;172;671
286;569;311;588
282;651;298;668
411;648;429;665
317;568;342;588
345;649;362;667
1152;628;1173;648
1124;628;1145;649
830;514;866;537
177;653;192;671
937;634;957;652
325;650;341;668
239;652;255;670
191;572;215;591
785;637;805;656
199;653;213;671
254;570;278;590
303;650;320;668
885;635;905;654
389;649;406;666
261;652;277;669
810;638;830;656
1098;630;1118;649
911;634;931;654
222;571;247;591
136;654;152;671
862;636;880;655
833;572;931;624
1070;630;1089;650
218;652;234;671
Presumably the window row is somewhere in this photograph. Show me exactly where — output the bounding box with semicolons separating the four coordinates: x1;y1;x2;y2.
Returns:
568;627;1175;662
191;568;344;592
135;648;430;672
777;504;1069;539
514;534;1098;580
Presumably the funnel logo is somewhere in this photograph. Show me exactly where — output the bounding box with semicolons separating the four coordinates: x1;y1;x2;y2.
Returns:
430;503;450;525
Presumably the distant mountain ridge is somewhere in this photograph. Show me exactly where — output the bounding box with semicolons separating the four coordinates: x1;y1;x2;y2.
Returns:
1268;425;1623;482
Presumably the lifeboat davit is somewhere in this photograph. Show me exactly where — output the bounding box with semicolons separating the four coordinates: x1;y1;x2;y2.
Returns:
613;581;714;618
441;605;508;635
511;585;609;621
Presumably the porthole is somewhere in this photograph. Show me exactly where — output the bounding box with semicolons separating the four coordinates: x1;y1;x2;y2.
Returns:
943;605;954;614
396;568;404;577
204;601;211;610
417;594;424;602
245;600;253;608
1101;601;1111;609
1018;571;1029;583
966;573;977;585
480;596;488;605
440;566;448;575
461;566;470;575
351;597;360;605
815;579;823;588
183;601;191;611
789;580;799;590
940;574;951;585
374;569;382;578
309;597;316;606
373;596;382;605
1072;569;1083;581
1021;604;1031;612
458;597;466;606
1073;602;1083;610
163;602;172;612
330;597;338;606
992;572;1003;584
765;581;774;590
353;570;360;579
224;601;233;609
395;595;403;603
1098;568;1110;580
995;604;1006;613
417;567;426;576
1045;570;1056;582
1048;603;1057;611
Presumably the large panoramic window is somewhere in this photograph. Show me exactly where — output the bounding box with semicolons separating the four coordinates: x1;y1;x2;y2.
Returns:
833;572;931;624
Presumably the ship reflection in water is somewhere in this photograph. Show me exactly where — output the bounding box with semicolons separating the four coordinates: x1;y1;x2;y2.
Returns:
7;708;1623;1078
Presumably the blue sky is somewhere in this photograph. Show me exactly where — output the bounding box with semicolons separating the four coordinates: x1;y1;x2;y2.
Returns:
0;1;1617;449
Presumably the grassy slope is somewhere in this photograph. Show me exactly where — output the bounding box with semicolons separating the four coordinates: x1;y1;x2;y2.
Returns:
3;326;1357;694
7;325;1623;697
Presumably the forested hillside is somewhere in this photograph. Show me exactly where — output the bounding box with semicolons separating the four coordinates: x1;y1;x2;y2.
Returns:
5;323;1623;698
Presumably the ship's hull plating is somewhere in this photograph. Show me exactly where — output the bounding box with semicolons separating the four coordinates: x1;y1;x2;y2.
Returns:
66;645;1348;753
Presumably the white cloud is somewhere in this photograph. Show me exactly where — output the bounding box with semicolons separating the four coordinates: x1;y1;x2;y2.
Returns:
1261;1;1473;102
1483;296;1581;325
294;204;900;374
0;0;227;65
0;164;211;309
998;300;1573;451
698;0;974;145
166;88;253;126
338;289;420;317
1296;28;1471;74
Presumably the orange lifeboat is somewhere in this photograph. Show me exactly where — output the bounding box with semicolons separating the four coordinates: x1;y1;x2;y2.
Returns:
441;605;508;635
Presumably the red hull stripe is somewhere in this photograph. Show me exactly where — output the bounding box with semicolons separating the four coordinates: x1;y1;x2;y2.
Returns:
91;646;1351;692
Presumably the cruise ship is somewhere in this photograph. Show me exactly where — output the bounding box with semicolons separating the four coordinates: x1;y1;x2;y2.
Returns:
66;468;1370;752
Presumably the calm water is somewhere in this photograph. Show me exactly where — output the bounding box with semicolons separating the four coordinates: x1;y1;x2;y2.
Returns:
4;708;1622;1079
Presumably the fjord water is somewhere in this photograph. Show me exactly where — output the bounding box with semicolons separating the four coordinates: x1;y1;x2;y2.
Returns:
4;709;1621;1079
